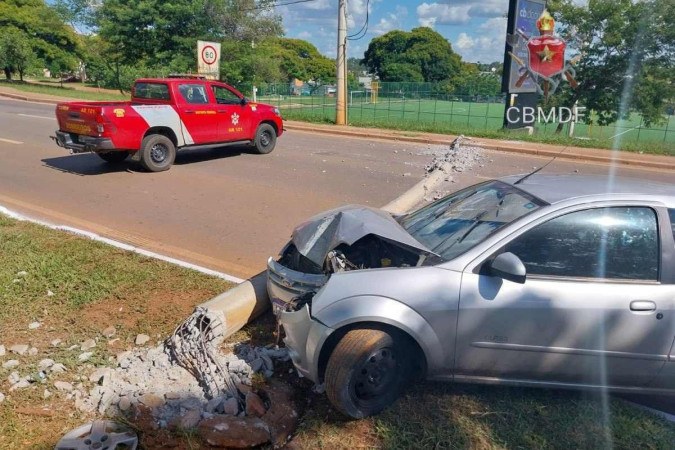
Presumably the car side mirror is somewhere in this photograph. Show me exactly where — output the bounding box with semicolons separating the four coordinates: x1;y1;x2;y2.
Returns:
240;97;248;106
489;252;526;284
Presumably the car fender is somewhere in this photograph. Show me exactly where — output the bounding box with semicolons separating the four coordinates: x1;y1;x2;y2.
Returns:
312;295;445;375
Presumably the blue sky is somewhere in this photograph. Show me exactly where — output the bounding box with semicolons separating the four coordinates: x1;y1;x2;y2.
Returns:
278;0;513;63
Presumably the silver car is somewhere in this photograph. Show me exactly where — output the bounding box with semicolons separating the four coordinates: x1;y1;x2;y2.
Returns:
267;174;675;418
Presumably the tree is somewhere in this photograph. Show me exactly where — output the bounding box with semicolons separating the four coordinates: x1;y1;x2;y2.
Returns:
548;0;674;127
0;0;80;77
362;27;462;83
0;28;37;81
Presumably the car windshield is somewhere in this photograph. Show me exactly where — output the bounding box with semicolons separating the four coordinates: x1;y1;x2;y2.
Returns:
399;181;546;260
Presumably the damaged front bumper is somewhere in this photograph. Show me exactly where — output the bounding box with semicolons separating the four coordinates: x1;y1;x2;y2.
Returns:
267;257;327;314
277;304;334;383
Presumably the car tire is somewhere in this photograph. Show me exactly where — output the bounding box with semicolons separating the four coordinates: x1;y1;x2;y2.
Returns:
325;328;412;419
252;123;277;154
139;134;176;172
97;151;129;163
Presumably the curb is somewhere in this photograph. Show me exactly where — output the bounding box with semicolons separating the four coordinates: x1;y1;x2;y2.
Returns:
2;90;673;171
285;123;675;172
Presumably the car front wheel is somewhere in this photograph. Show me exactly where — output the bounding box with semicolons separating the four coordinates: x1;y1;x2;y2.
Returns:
252;123;277;154
325;328;412;419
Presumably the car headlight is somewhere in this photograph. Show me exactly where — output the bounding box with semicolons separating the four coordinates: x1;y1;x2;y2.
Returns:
274;107;281;116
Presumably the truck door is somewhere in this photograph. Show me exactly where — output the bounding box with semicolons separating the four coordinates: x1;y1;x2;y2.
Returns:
211;84;251;142
175;82;220;145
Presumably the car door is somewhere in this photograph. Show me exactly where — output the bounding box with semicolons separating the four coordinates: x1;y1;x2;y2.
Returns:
211;84;251;142
455;204;675;389
175;82;220;144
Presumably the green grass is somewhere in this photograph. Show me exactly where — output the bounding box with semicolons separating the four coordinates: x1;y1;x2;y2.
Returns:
0;80;129;101
261;95;675;155
0;214;231;448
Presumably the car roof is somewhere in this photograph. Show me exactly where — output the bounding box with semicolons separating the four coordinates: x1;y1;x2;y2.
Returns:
500;173;675;205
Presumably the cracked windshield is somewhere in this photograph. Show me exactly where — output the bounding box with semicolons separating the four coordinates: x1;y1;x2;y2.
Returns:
0;0;673;448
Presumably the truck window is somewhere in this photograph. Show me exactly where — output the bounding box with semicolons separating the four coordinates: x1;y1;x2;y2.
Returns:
179;84;209;104
669;209;675;243
134;83;170;100
212;85;242;105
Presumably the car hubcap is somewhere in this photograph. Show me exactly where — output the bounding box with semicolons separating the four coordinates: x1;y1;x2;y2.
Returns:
260;131;272;147
150;144;167;163
354;348;397;400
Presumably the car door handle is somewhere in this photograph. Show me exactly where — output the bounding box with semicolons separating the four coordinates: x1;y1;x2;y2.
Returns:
630;300;657;312
184;109;194;114
217;110;228;114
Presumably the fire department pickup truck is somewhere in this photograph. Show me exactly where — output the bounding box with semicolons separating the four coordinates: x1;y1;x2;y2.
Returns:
52;77;284;172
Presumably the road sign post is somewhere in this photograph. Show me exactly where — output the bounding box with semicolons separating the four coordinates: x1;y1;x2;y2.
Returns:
197;41;221;80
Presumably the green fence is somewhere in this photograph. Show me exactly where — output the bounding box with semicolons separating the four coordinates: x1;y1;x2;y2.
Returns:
234;82;674;145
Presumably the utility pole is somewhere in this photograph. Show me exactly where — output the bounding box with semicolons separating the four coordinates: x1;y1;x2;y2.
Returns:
336;0;347;125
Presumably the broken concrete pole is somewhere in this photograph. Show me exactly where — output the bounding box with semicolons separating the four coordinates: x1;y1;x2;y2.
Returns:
192;271;270;345
382;160;453;215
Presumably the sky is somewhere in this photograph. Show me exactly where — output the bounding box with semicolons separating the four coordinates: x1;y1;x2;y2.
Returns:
44;0;587;65
278;0;514;63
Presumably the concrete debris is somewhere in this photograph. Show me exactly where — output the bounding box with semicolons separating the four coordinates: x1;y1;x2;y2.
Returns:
421;136;484;175
8;371;20;385
81;339;96;351
102;326;117;338
135;334;150;346
0;345;5;357
38;359;55;371
51;339;62;347
28;347;38;356
43;389;52;399
2;360;19;369
28;322;41;330
47;290;55;297
16;271;28;277
54;381;74;392
0;392;5;403
78;352;94;362
9;344;29;355
50;363;67;373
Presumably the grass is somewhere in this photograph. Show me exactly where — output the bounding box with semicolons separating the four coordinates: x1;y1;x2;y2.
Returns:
1;214;674;449
0;80;129;102
0;214;232;448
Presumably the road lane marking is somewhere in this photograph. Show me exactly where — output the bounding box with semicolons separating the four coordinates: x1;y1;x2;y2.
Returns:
0;137;23;145
18;113;55;120
0;203;245;284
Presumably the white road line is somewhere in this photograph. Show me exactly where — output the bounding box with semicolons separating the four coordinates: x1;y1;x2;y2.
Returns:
18;113;55;120
0;204;245;284
0;137;23;145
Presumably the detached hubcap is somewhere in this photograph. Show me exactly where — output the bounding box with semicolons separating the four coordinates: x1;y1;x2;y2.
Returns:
150;144;168;163
354;348;397;400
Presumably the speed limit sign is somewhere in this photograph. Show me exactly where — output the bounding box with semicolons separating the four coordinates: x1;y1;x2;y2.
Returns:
197;40;221;79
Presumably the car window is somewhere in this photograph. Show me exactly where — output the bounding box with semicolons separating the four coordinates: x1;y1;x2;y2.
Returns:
400;181;545;260
505;207;659;281
212;85;241;104
133;82;169;100
669;209;675;243
178;84;209;104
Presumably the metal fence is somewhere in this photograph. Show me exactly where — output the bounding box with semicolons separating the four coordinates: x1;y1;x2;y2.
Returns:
234;81;674;145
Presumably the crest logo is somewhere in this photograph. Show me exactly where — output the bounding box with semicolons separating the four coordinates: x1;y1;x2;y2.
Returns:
509;10;578;99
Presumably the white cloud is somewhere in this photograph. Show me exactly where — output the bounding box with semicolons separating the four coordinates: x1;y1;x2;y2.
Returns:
371;6;408;35
417;1;505;27
453;17;507;63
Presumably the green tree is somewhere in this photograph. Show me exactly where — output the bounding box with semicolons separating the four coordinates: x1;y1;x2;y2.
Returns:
0;0;80;78
362;27;462;83
0;28;37;80
548;0;674;127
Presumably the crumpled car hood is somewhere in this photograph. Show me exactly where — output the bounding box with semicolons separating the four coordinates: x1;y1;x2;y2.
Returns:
291;205;432;266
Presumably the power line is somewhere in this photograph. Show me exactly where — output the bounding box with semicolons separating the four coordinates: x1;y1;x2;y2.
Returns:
347;0;369;41
241;0;318;12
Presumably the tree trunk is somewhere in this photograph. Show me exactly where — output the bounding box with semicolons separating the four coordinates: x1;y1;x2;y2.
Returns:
4;67;11;80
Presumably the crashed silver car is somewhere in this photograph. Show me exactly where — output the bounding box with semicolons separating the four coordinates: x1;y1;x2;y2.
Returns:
267;174;675;418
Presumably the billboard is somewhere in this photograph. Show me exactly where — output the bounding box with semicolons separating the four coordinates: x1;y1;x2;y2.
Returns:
197;40;221;80
503;0;546;93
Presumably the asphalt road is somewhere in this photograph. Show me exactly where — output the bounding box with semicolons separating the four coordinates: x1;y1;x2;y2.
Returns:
2;97;674;279
1;97;674;415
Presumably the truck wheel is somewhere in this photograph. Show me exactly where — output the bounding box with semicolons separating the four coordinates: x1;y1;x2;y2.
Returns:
97;151;129;163
325;328;412;419
140;134;176;172
252;123;277;154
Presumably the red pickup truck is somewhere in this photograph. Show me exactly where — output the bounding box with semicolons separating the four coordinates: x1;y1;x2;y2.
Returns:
52;77;284;172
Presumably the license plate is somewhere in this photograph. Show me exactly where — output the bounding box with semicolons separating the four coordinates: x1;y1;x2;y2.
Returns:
65;122;91;135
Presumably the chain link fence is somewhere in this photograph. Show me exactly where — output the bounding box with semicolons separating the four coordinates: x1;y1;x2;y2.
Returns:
233;81;674;145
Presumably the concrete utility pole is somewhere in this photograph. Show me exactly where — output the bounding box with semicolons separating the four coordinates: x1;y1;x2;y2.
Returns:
336;0;347;125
